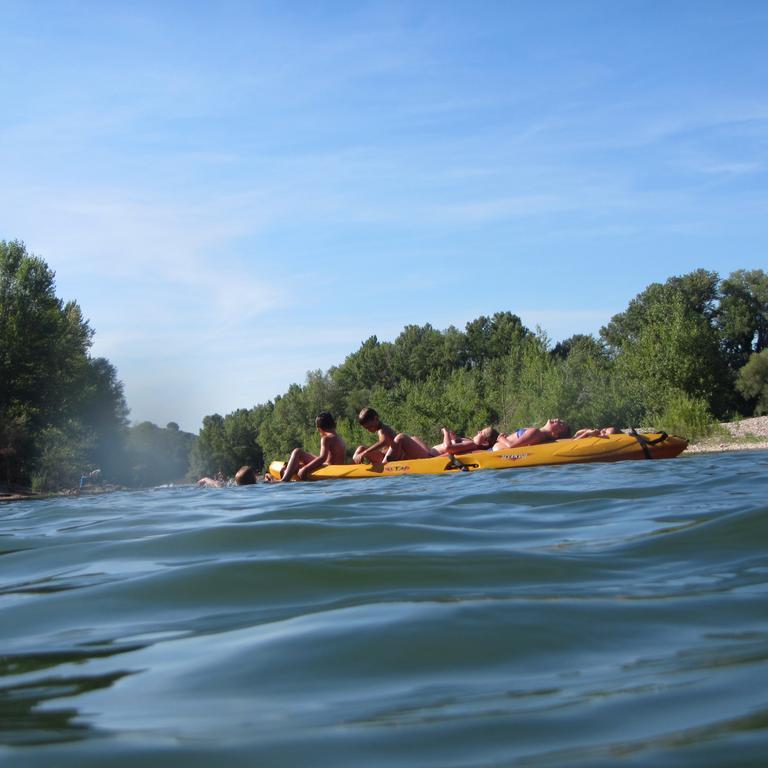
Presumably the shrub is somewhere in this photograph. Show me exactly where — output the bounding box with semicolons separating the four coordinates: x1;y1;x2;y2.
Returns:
736;349;768;415
651;391;718;441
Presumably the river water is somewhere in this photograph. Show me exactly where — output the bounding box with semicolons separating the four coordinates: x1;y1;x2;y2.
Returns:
2;450;767;767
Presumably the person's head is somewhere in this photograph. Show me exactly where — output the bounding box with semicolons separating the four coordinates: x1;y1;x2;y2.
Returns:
234;465;257;485
544;418;571;439
473;426;499;448
601;426;621;436
358;406;380;432
315;412;336;432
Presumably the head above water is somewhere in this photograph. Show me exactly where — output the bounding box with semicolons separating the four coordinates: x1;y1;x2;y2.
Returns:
315;412;336;431
234;465;257;485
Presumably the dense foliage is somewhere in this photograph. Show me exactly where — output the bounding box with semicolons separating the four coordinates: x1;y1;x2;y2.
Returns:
1;240;128;489
1;241;196;490
4;238;767;488
126;421;197;487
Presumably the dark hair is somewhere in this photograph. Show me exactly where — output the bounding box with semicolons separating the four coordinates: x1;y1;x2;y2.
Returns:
486;428;500;446
234;465;257;485
358;406;379;425
315;412;336;430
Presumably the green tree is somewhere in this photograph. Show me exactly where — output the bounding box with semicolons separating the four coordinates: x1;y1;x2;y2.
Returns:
613;292;728;420
391;323;456;382
31;423;93;493
555;335;623;428
331;336;395;396
1;241;91;432
464;312;530;367
736;349;768;415
127;421;197;486
601;269;720;350
1;240;130;488
719;269;768;370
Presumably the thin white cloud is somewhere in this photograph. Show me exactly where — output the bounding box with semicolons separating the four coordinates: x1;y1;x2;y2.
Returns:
424;195;570;222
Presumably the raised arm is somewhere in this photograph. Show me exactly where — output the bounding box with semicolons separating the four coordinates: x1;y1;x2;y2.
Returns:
358;426;395;462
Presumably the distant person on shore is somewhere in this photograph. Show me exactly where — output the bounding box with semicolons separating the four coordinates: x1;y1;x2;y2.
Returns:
78;468;101;490
573;426;622;439
270;412;347;482
429;426;500;455
353;407;433;464
493;418;572;451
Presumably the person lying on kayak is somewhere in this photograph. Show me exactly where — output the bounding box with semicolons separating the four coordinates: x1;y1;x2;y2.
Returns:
573;426;622;439
353;407;433;464
427;426;500;455
492;418;571;450
273;412;347;481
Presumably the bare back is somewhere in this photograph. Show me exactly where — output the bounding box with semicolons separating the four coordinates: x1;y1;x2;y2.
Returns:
321;433;347;465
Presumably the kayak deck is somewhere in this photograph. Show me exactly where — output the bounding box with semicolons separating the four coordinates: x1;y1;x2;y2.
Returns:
267;432;688;481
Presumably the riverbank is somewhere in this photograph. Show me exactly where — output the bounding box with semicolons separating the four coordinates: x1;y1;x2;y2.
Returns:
0;484;127;503
685;415;768;453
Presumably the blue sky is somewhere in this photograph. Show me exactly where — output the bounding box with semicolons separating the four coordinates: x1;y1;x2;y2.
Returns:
2;1;766;431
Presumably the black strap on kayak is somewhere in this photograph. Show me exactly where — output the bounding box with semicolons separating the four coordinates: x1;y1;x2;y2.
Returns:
447;455;469;471
629;430;668;459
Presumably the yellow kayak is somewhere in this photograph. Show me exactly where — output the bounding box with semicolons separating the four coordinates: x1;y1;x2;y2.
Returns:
267;432;688;481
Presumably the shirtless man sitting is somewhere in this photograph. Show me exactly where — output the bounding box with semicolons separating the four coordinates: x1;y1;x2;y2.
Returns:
275;412;347;482
353;407;433;464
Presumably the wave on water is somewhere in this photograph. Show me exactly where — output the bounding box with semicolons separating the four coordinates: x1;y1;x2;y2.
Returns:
2;450;768;766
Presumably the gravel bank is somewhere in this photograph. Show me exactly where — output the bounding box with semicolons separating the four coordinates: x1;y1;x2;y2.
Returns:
685;415;768;454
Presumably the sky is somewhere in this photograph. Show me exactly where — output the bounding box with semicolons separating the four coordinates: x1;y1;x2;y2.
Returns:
1;1;766;432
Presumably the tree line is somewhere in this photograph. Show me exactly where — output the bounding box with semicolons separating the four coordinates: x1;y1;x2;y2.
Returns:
2;238;767;490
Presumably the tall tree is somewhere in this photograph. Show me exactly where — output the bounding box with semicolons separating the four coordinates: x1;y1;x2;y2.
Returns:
600;269;720;351
736;349;768;416
464;312;530;367
719;269;768;370
613;291;728;418
391;323;456;382
1;240;129;488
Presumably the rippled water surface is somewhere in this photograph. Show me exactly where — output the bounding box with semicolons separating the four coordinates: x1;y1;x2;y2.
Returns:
2;451;768;767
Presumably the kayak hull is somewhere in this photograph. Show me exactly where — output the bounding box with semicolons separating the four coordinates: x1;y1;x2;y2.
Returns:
267;433;688;481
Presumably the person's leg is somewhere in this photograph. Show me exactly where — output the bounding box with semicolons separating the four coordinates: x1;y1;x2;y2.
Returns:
353;445;386;464
386;433;433;461
411;435;435;453
282;449;316;482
